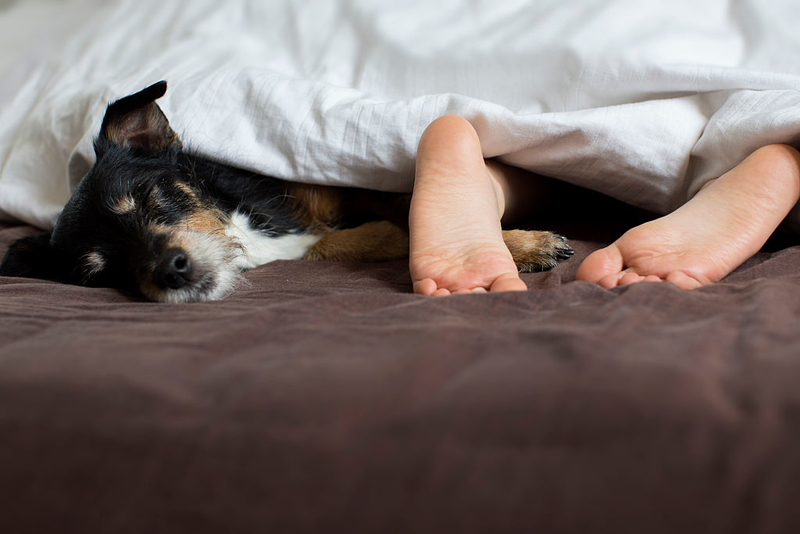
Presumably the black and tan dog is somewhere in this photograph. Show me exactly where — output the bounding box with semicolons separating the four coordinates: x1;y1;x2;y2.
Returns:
0;82;573;303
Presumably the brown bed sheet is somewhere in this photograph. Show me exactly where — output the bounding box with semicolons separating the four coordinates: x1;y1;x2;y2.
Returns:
2;218;800;534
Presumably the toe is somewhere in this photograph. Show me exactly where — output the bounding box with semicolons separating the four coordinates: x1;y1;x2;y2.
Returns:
619;271;644;286
576;244;625;284
665;271;704;290
432;288;452;297
413;278;438;296
489;273;528;293
597;272;623;289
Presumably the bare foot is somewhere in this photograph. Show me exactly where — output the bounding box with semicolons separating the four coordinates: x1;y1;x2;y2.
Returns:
410;115;527;296
577;144;800;289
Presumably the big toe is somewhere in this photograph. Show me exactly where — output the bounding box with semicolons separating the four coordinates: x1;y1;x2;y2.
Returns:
576;244;624;286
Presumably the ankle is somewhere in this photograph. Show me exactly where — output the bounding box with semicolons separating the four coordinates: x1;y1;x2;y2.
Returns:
749;144;800;208
485;161;507;220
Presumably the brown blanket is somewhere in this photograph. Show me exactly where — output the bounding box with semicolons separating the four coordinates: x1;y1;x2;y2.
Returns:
2;213;800;533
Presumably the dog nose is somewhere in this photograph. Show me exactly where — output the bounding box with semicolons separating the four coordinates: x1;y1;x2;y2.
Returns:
154;249;193;290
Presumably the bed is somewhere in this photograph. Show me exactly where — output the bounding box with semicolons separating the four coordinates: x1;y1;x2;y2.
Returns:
2;1;800;532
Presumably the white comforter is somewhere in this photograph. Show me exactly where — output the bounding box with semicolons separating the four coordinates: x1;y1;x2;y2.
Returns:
1;0;799;229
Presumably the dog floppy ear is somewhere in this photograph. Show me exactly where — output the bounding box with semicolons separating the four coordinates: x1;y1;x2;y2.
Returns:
0;232;64;280
98;80;181;152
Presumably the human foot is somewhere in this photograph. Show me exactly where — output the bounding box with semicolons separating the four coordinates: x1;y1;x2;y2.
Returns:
576;144;800;289
410;115;528;296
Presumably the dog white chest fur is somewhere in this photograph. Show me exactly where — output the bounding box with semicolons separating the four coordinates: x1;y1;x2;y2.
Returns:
224;211;322;271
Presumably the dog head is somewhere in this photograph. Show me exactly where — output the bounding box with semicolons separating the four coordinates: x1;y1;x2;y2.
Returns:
0;82;245;302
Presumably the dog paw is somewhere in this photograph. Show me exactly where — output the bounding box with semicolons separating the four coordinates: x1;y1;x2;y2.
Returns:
502;230;574;273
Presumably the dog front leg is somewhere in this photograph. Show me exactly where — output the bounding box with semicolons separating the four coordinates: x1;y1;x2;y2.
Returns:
303;221;409;263
502;230;574;272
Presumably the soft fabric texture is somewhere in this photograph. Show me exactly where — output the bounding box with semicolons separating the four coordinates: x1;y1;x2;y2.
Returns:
1;0;800;229
2;217;800;533
3;4;800;531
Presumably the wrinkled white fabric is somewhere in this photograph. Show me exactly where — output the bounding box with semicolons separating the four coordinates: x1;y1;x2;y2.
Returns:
1;0;799;229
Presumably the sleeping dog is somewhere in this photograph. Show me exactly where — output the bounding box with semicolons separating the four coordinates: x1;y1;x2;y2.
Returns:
0;82;573;303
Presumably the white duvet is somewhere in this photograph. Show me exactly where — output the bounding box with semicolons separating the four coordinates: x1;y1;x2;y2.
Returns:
1;0;799;230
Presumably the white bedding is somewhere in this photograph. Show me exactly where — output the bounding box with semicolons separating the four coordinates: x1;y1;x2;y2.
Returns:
1;0;799;230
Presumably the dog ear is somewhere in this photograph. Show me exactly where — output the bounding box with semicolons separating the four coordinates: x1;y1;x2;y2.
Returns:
98;80;181;152
0;233;64;280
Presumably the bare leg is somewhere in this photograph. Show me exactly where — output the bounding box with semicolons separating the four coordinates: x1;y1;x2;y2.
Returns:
410;115;529;296
576;144;800;289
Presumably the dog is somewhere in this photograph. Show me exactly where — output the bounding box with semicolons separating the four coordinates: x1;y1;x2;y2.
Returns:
0;81;573;303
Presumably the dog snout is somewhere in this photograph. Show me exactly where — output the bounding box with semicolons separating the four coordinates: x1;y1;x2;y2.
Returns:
154;248;193;289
